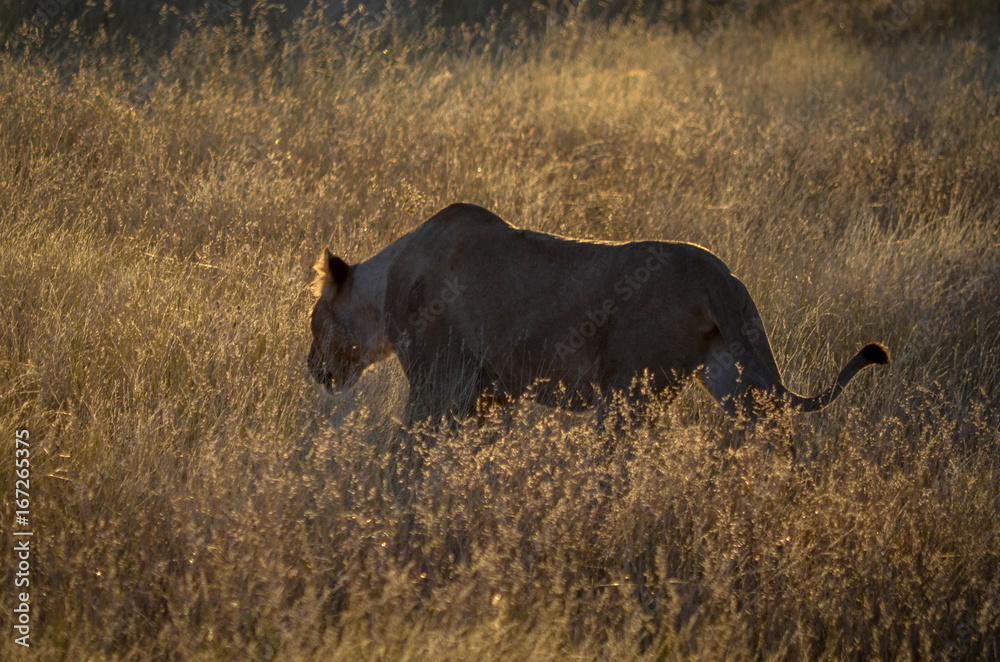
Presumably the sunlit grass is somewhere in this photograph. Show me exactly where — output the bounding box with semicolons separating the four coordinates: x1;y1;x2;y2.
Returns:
1;6;999;659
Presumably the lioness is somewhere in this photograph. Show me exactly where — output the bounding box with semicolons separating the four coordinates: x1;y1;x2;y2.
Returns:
309;203;888;426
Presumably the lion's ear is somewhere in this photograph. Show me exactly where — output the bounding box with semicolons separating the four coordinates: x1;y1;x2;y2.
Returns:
325;249;352;288
313;248;352;299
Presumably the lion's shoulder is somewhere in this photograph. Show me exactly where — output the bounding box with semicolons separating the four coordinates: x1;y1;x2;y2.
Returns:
425;203;511;228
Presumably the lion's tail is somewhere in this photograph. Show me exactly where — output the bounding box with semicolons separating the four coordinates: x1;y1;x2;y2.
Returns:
708;274;889;414
779;343;890;412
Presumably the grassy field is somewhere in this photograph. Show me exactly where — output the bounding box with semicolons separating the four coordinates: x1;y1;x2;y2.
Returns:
2;3;1000;659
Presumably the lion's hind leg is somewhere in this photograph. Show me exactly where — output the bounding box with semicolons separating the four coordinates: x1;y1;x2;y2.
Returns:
696;339;749;418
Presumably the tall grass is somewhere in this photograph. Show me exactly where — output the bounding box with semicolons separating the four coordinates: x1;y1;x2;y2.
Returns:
1;5;999;659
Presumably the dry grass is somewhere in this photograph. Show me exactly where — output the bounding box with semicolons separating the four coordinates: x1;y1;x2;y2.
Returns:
2;5;999;660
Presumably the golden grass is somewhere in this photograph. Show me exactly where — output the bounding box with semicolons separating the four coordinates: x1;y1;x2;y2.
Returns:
2;8;999;660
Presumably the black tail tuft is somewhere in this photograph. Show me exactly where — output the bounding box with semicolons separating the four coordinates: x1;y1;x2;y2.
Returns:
860;343;890;365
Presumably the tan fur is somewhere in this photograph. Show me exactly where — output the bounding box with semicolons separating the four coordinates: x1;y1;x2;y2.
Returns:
308;203;889;426
311;253;331;298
